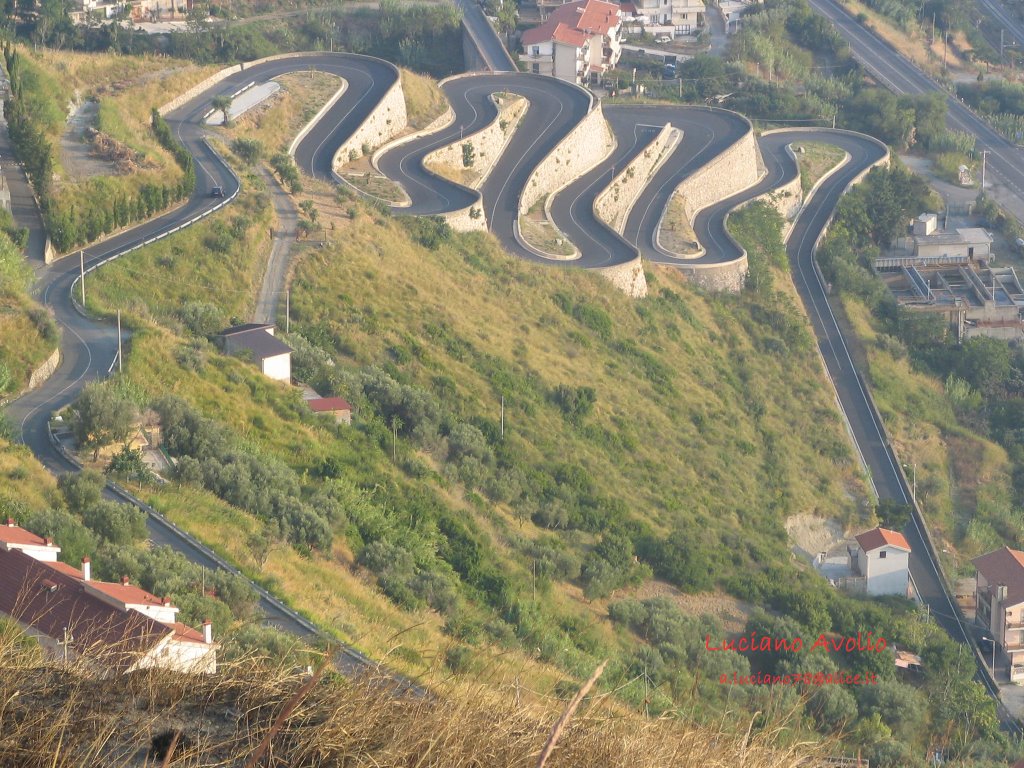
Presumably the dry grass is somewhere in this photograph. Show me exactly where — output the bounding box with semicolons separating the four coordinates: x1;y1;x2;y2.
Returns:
658;193;700;256
0;622;833;767
401;69;449;131
837;0;970;78
0;439;57;514
518;195;577;257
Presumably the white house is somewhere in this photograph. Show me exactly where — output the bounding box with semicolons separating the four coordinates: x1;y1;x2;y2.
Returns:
974;546;1024;684
0;517;61;562
0;522;218;674
620;0;705;33
219;323;292;383
847;527;911;597
521;0;623;84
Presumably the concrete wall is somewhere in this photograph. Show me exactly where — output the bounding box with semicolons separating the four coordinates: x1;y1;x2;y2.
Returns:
519;104;614;215
679;255;748;292
27;347;60;391
863;547;910;597
594;123;678;234
332;75;408;169
443;203;489;233
262;352;292;382
594;255;648;298
424;93;528;189
670;120;759;226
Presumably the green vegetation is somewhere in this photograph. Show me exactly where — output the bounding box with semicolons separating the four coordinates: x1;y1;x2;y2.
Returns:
958;79;1024;144
796;142;848;195
2;46;216;252
0;214;55;398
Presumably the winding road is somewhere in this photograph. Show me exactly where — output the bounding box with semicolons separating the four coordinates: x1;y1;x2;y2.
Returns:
4;51;894;685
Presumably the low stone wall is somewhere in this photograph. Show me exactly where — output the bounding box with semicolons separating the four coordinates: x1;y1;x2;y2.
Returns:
519;104;614;215
425;93;527;189
444;202;488;232
594;255;648;298
671;122;759;226
594;123;679;234
679;256;748;292
27;347;60;391
332;77;408;169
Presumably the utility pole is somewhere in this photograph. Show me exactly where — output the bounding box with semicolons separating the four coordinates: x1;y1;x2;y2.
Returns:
79;250;85;306
982;149;990;190
117;310;122;374
1002;28;1005;61
285;289;290;333
943;32;948;72
500;395;505;438
931;13;935;45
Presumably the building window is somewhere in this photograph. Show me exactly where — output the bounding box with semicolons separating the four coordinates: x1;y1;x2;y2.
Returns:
532;63;540;73
532;45;540;55
879;550;887;559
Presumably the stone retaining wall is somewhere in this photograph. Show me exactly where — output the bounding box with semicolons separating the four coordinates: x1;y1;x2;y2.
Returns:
424;93;527;189
27;347;60;391
594;255;648;298
332;77;408;169
594;123;679;234
519;104;614;215
444;202;488;232
671;123;759;226
679;256;748;292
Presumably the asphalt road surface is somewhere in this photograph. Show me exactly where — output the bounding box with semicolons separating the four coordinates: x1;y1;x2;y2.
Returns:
2;51;929;699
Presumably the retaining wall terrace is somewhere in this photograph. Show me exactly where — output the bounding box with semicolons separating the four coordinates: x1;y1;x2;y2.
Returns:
425;93;528;189
671;123;759;227
26;347;60;391
595;255;648;298
519;104;614;215
594;123;679;234
679;255;748;292
332;76;408;169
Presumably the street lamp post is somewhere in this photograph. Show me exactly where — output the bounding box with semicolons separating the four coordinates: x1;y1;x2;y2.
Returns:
903;463;917;504
983;635;997;673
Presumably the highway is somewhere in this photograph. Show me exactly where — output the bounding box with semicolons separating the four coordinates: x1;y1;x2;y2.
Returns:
807;0;1024;727
3;50;895;690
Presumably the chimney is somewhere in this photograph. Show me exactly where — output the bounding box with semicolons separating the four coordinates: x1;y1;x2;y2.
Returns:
161;596;172;606
120;575;130;586
202;619;213;644
998;583;1008;604
81;557;90;581
5;517;14;527
43;537;54;546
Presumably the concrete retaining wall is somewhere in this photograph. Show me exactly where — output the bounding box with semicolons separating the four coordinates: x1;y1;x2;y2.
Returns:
332;77;408;169
425;93;527;189
594;124;679;234
679;255;748;292
594;255;648;298
671;124;759;224
27;347;60;391
519;104;614;215
443;202;488;232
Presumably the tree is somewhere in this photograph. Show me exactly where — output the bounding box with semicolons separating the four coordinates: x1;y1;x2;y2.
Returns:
230;137;263;165
67;382;139;460
211;94;233;126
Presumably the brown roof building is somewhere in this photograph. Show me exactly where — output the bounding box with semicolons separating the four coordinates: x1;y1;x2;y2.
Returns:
307;396;352;425
0;523;217;674
974;546;1024;684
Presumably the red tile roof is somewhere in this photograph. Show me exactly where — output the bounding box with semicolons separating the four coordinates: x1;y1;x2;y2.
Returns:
973;546;1024;606
0;548;172;666
85;578;171;610
0;520;54;548
308;397;352;413
855;527;911;553
521;0;620;47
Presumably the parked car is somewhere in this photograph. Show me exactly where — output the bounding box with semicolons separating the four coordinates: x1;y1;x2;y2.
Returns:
211;186;224;198
655;35;672;43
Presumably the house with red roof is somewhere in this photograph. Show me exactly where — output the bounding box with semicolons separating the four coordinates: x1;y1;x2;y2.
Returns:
974;546;1024;683
0;521;218;674
307;396;352;425
520;0;622;84
846;526;912;598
